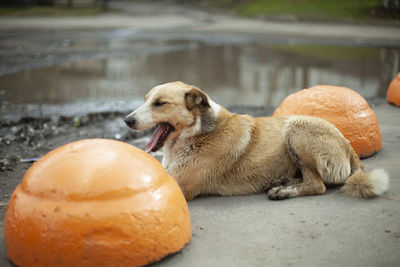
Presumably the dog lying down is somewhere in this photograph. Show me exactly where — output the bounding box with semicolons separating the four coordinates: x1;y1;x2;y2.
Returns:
125;81;389;201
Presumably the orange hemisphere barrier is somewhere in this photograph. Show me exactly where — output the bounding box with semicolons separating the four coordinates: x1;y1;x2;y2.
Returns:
273;85;382;158
4;139;191;267
387;72;400;106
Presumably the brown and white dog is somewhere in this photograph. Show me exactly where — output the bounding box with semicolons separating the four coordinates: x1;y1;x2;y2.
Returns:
124;81;389;201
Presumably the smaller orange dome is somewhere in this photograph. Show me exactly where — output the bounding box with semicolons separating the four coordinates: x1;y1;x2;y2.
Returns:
387;72;400;106
273;85;382;158
4;139;191;267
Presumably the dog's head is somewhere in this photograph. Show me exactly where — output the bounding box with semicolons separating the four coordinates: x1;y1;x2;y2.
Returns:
125;81;218;153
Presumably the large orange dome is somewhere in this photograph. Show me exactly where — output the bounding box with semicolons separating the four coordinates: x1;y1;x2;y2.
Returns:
387;72;400;106
273;85;382;158
4;139;191;267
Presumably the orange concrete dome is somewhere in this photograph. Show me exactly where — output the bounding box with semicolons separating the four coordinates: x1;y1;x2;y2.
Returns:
273;85;382;158
387;72;400;106
4;139;191;267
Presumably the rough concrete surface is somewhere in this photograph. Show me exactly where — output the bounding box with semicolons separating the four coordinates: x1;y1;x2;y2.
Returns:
1;2;400;267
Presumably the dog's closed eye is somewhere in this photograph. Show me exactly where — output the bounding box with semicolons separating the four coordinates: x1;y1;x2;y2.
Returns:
154;100;167;107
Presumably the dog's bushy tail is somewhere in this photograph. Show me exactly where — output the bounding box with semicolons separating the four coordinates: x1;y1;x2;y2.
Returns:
341;148;389;198
342;169;389;198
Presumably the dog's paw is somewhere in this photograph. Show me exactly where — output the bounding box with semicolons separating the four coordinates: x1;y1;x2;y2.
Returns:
267;185;299;200
263;177;290;192
267;186;286;200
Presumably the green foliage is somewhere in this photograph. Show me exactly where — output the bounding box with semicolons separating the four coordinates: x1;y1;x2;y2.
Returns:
270;45;380;61
239;0;397;21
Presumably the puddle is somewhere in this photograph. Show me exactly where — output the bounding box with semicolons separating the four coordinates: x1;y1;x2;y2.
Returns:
1;41;399;113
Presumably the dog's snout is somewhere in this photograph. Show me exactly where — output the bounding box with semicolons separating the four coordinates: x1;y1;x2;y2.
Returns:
124;115;136;129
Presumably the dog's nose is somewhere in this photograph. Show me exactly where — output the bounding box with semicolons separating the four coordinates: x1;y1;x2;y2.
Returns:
124;116;136;129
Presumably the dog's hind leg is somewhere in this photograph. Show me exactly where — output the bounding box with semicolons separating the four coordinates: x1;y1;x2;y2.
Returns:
267;167;325;200
267;116;340;200
263;176;302;192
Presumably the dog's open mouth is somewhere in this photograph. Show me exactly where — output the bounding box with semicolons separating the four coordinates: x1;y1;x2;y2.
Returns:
145;123;174;153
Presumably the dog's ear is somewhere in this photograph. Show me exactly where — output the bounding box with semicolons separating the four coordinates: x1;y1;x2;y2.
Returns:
185;86;210;110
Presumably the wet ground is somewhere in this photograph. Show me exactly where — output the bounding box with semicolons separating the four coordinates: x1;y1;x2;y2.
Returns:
1;2;400;266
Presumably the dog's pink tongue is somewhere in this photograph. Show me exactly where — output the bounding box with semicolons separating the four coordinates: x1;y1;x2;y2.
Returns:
145;124;168;153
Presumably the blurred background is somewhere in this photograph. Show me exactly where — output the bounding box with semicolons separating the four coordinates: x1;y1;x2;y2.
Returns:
1;2;400;267
1;0;399;110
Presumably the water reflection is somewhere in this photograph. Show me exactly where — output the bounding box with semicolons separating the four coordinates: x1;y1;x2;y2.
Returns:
1;42;399;108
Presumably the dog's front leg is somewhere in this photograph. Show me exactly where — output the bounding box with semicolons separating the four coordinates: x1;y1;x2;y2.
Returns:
175;176;204;201
181;188;196;201
178;182;202;201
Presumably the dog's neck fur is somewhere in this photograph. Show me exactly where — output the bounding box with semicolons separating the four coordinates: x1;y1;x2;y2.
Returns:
179;98;221;138
162;99;224;168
